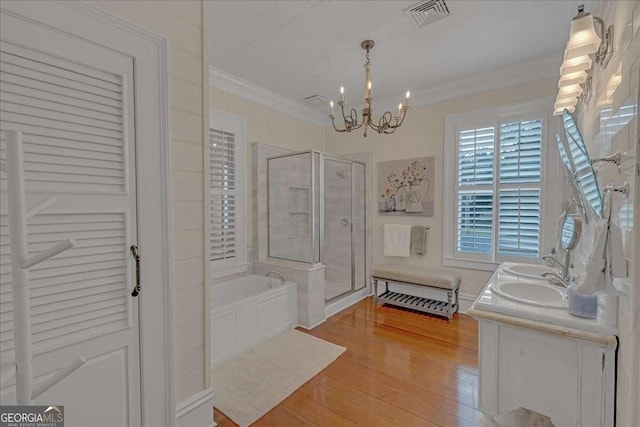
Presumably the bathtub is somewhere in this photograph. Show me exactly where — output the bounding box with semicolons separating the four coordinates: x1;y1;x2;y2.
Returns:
210;274;298;365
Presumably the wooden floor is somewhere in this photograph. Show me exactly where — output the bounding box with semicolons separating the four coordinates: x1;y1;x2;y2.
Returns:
214;297;479;426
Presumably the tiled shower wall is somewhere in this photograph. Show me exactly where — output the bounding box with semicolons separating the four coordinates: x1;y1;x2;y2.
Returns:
268;152;313;262
252;142;295;261
321;158;367;291
323;160;354;285
573;1;639;424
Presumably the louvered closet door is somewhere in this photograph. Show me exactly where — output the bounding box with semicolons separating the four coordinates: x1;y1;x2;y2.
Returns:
0;11;140;427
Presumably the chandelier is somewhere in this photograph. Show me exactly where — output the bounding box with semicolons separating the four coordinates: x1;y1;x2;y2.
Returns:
329;40;410;137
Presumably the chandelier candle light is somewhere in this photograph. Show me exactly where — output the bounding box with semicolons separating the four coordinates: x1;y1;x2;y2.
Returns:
330;40;410;137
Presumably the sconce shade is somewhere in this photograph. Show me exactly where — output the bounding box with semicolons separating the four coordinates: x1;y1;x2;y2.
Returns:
558;84;583;98
558;70;588;88
554;105;575;116
555;98;577;110
560;54;592;75
565;13;601;60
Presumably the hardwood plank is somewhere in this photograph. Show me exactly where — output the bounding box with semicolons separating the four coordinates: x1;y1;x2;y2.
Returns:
214;297;479;426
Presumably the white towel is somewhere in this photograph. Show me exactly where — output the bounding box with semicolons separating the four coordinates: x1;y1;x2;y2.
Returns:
579;219;607;294
578;218;627;295
411;226;428;255
383;224;411;257
608;222;627;293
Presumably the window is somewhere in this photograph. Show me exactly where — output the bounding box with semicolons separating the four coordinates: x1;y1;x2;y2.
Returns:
443;99;559;270
209;111;247;278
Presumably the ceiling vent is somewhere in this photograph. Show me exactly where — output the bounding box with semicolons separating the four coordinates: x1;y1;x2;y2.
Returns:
404;0;450;28
304;95;328;106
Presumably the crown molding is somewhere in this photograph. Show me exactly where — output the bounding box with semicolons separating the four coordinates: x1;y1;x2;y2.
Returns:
209;65;328;127
374;55;562;111
210;55;560;128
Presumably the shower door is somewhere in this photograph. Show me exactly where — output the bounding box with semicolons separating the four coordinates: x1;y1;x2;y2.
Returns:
321;156;366;301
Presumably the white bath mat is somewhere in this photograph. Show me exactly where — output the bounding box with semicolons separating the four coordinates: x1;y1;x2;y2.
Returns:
212;329;346;427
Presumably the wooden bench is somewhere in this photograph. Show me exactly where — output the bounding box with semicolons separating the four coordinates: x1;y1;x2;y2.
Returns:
372;264;460;321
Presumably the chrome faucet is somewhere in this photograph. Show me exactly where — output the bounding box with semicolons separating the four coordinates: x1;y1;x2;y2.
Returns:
266;271;285;285
542;254;564;270
541;248;569;279
542;271;570;288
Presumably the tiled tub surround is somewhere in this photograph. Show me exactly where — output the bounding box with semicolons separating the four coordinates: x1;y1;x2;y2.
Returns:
210;274;297;365
253;259;326;329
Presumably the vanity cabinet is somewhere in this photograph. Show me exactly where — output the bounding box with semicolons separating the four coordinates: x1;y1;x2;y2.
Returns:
477;319;616;427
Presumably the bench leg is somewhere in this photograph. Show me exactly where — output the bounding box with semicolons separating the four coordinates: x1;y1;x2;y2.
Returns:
447;290;454;321
373;278;378;304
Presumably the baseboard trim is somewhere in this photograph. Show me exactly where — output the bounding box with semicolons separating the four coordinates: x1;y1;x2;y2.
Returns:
296;318;326;330
176;388;215;427
458;293;477;314
325;288;370;318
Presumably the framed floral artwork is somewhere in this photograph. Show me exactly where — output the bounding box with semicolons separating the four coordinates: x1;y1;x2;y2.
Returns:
378;156;434;216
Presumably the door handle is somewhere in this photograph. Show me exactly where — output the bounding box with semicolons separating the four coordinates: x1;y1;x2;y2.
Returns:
130;245;141;297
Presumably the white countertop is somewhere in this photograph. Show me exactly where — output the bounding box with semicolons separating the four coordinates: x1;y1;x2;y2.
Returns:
469;263;618;345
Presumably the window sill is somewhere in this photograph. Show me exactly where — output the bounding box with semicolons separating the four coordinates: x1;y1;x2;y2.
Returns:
442;257;499;272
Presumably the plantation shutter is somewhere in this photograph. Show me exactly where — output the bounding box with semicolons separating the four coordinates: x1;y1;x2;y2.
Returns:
209;128;236;262
498;120;542;257
456;127;494;254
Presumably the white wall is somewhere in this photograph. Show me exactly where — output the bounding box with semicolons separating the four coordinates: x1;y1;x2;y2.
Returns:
92;0;209;406
325;78;558;297
573;1;639;424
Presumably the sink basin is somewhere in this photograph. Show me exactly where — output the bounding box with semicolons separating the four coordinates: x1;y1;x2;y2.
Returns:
502;264;557;280
491;281;566;308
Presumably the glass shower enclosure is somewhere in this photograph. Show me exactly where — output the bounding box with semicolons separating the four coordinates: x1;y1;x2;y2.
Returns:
267;150;366;302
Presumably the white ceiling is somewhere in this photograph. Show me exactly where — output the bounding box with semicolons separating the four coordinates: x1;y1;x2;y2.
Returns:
210;0;582;110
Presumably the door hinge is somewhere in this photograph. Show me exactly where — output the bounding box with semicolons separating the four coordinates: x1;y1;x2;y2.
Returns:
130;245;141;297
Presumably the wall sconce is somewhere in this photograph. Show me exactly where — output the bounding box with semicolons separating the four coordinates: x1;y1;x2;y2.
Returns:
579;75;592;103
554;5;613;115
566;5;614;68
558;70;588;87
560;53;592;75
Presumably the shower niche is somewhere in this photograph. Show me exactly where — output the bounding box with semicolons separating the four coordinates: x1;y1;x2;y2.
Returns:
267;150;367;302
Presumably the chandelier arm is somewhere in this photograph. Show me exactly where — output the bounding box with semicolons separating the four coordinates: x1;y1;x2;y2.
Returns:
340;103;355;132
339;102;348;121
330;116;347;133
392;108;408;128
381;111;393;131
349;108;364;130
339;102;351;129
383;125;398;134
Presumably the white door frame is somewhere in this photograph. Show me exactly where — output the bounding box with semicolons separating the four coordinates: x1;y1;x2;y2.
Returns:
0;2;175;425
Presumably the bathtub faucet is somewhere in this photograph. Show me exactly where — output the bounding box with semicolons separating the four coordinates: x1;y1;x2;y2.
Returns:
266;271;285;285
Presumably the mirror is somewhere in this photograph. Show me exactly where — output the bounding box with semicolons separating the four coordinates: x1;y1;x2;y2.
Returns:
562;109;603;218
560;213;582;250
556;134;587;223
